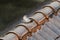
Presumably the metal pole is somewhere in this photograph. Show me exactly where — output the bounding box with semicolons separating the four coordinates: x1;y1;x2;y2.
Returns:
0;0;60;40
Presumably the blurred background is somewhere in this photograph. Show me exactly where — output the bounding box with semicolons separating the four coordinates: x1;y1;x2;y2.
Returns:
0;0;51;35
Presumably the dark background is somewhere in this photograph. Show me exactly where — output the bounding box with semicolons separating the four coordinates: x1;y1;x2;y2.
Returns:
0;0;53;36
0;0;47;31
